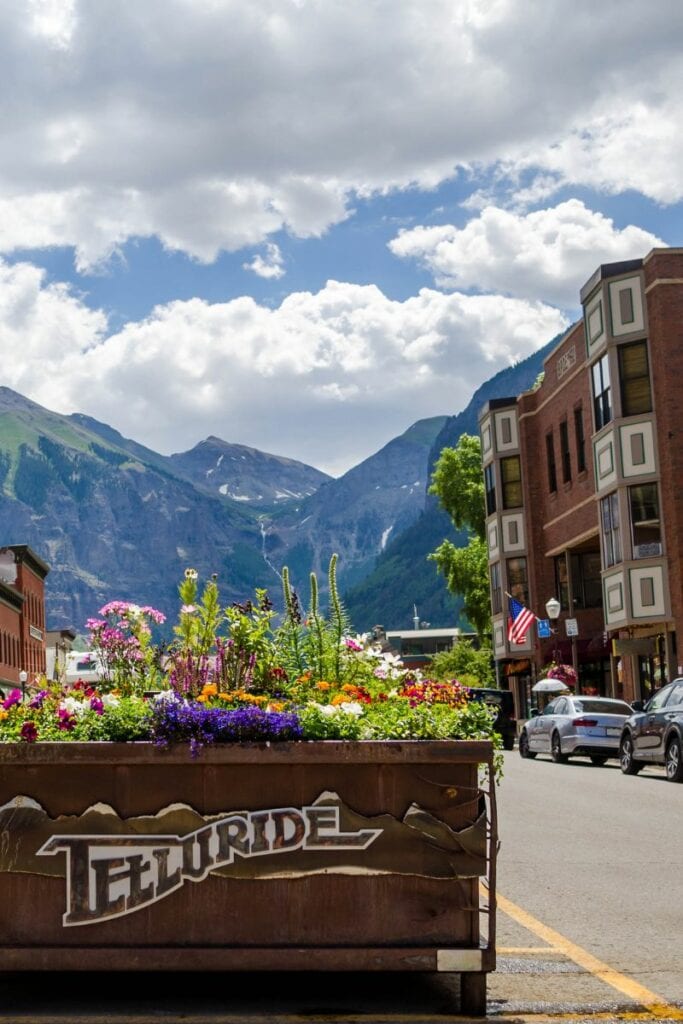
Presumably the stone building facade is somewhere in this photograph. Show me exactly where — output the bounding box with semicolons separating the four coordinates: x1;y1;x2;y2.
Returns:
479;248;683;720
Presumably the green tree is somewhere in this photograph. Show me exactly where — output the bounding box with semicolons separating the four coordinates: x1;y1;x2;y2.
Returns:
428;434;492;638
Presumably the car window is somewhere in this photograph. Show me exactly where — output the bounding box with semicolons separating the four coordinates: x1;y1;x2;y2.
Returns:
573;699;633;715
553;699;568;714
663;682;683;708
647;684;675;711
542;701;559;715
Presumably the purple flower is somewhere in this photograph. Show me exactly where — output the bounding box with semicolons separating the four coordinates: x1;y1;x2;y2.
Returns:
147;696;302;756
90;696;104;715
20;721;38;742
2;689;22;710
29;690;49;709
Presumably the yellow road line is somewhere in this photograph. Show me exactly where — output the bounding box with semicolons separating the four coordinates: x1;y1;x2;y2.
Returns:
497;890;683;1020
498;946;561;954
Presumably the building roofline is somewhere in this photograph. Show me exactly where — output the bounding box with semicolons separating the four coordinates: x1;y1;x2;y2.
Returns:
6;545;50;578
579;258;643;304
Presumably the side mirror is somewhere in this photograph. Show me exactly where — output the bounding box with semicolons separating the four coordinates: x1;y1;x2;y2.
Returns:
631;700;644;712
530;708;540;717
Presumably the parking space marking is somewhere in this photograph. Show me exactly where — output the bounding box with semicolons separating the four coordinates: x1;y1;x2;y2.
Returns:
497;891;683;1020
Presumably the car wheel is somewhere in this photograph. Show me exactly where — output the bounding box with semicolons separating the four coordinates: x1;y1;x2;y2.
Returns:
518;730;536;759
665;734;683;782
619;733;642;775
551;732;568;764
590;756;608;766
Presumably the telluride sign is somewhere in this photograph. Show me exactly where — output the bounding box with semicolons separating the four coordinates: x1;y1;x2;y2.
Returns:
0;741;497;1017
38;802;383;926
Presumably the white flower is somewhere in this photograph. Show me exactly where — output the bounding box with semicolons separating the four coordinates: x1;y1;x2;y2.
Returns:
61;696;87;716
101;693;120;708
339;701;364;716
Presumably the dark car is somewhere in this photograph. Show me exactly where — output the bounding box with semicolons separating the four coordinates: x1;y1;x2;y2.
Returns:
619;677;683;782
466;687;516;750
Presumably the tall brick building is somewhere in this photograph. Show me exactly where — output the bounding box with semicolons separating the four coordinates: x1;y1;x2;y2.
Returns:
0;545;49;693
478;248;683;721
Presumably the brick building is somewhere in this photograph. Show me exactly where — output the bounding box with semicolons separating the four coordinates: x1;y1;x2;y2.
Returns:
478;248;683;721
0;545;49;693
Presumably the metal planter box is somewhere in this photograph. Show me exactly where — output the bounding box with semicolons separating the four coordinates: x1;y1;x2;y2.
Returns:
0;739;497;1014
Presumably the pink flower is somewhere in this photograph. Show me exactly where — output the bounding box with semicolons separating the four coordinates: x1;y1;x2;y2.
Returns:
2;689;22;710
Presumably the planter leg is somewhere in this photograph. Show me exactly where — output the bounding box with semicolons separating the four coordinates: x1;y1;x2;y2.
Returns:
460;972;486;1016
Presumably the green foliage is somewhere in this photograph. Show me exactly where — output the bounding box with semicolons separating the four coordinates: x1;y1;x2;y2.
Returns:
76;698;151;741
429;535;491;636
429;638;495;686
427;435;491;637
13;445;55;509
428;434;486;540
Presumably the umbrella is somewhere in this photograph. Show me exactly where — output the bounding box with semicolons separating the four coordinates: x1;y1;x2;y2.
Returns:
532;678;571;694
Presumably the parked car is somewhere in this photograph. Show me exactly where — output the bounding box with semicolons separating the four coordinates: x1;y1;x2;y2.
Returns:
619;677;683;782
518;695;634;764
64;651;105;685
466;687;516;750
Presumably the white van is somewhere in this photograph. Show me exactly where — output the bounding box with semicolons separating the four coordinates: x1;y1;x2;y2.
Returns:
64;651;105;685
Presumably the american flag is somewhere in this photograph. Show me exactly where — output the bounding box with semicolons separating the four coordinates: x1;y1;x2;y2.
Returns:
507;596;537;645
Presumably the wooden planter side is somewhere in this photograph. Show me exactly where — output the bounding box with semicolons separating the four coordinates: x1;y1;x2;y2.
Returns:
0;739;497;1014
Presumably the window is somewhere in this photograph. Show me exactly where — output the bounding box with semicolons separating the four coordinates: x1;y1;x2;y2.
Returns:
619;340;652;416
559;420;571;483
629;483;661;556
490;562;502;615
546;432;557;493
574;406;586;473
592;353;612;430
601;492;622;568
484;463;496;516
570;552;602;609
501;456;522;509
555;556;569;611
507;557;529;606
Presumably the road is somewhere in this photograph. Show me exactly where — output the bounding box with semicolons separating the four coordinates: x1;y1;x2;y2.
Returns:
0;748;680;1022
491;748;683;1020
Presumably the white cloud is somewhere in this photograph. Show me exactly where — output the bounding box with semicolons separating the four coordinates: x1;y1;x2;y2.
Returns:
389;201;666;308
1;258;567;476
243;242;286;279
0;0;681;265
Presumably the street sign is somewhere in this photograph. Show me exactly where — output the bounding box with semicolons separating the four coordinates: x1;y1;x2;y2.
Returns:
565;618;579;637
536;619;551;638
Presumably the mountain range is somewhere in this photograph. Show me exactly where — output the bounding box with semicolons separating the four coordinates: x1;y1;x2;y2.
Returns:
0;337;555;639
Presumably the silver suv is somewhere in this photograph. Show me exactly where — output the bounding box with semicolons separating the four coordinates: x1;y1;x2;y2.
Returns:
619;678;683;782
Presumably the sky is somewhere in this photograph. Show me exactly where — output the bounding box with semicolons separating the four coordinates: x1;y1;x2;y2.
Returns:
1;0;682;477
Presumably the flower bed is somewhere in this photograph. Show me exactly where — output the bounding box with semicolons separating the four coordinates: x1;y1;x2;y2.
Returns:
1;557;503;772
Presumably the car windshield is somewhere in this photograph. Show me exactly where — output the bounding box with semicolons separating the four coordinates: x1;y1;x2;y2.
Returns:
572;699;632;715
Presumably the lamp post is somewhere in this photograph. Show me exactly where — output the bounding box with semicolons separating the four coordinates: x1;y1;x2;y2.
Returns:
545;598;561;666
19;669;28;702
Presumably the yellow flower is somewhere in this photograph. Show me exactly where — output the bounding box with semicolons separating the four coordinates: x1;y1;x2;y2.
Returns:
201;683;218;696
331;694;350;706
0;709;8;721
341;683;355;693
218;691;232;702
266;701;284;712
197;694;208;703
316;681;331;691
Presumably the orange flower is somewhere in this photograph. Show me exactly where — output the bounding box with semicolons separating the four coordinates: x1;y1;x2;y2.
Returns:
331;694;350;706
341;683;355;693
197;694;208;703
0;709;8;721
266;701;285;712
316;681;331;691
201;683;218;696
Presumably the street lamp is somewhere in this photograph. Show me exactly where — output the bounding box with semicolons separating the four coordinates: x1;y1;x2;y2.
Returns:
19;669;28;702
545;598;561;665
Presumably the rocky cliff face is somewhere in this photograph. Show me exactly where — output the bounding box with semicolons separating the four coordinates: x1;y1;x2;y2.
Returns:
256;416;449;599
168;436;331;506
